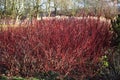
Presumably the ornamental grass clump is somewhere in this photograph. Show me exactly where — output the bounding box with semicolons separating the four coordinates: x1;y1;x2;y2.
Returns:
0;17;112;79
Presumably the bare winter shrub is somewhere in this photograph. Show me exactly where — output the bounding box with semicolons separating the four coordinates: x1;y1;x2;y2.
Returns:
76;0;117;20
0;17;112;79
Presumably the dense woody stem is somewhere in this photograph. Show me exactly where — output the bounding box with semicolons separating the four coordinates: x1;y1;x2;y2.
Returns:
0;17;112;79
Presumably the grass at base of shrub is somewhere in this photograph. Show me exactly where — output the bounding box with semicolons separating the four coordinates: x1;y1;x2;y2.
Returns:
0;75;39;80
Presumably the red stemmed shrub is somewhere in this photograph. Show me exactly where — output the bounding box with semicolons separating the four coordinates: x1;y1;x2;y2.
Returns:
0;17;112;79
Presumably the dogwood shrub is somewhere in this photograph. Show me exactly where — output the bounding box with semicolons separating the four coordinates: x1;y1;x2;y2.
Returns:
0;17;112;79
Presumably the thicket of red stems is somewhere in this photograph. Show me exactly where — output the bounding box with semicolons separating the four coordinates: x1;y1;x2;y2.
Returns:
0;17;112;79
